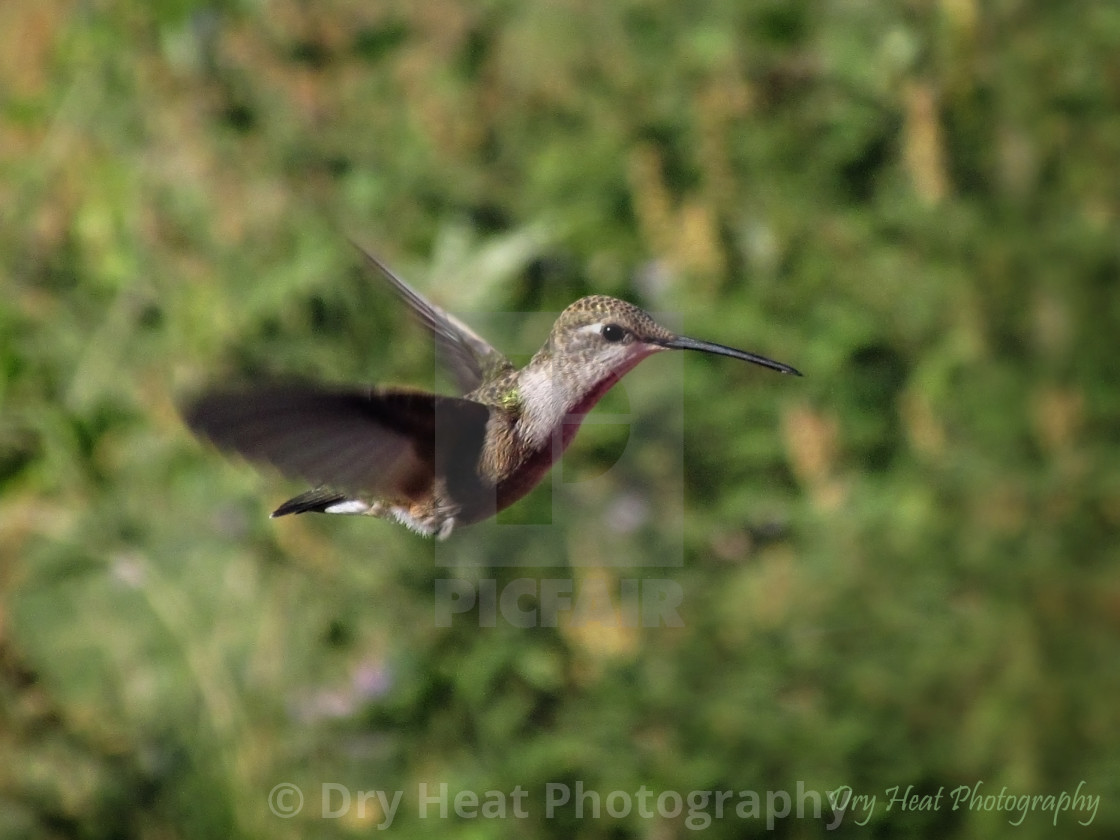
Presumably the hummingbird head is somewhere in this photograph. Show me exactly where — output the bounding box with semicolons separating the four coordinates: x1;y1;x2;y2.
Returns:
543;295;802;380
516;295;801;450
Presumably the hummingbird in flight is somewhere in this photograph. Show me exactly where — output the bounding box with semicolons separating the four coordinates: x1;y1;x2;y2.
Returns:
184;245;801;539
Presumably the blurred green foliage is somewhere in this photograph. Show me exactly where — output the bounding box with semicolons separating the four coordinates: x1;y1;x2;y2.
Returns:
2;0;1118;838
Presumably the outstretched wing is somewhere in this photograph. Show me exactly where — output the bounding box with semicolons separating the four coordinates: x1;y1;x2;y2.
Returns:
183;384;492;503
352;242;513;394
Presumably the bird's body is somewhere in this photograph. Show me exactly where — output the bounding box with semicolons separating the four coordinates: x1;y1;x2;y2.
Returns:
185;246;800;539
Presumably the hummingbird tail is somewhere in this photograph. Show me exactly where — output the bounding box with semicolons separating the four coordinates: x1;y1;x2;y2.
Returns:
270;488;370;518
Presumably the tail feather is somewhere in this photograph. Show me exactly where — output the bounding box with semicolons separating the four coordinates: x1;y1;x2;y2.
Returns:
271;488;367;517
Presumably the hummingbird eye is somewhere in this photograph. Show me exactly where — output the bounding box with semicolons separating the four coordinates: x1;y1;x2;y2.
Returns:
601;323;626;343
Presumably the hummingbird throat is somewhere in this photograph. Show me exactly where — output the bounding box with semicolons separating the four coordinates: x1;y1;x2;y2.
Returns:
516;346;661;452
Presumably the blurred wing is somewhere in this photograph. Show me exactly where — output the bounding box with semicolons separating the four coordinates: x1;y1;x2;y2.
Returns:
183;384;492;501
352;242;513;394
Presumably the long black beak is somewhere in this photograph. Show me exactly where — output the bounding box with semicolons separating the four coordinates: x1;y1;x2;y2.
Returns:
657;335;802;376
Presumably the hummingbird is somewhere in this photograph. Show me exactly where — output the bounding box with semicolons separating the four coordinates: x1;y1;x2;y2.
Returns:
184;245;801;539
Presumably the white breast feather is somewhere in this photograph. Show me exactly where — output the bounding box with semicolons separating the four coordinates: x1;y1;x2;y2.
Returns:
518;366;578;450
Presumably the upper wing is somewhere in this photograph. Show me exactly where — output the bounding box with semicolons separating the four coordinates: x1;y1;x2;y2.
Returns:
352;242;513;394
183;384;492;502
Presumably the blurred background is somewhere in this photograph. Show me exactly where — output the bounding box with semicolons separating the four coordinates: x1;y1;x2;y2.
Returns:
2;0;1118;837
